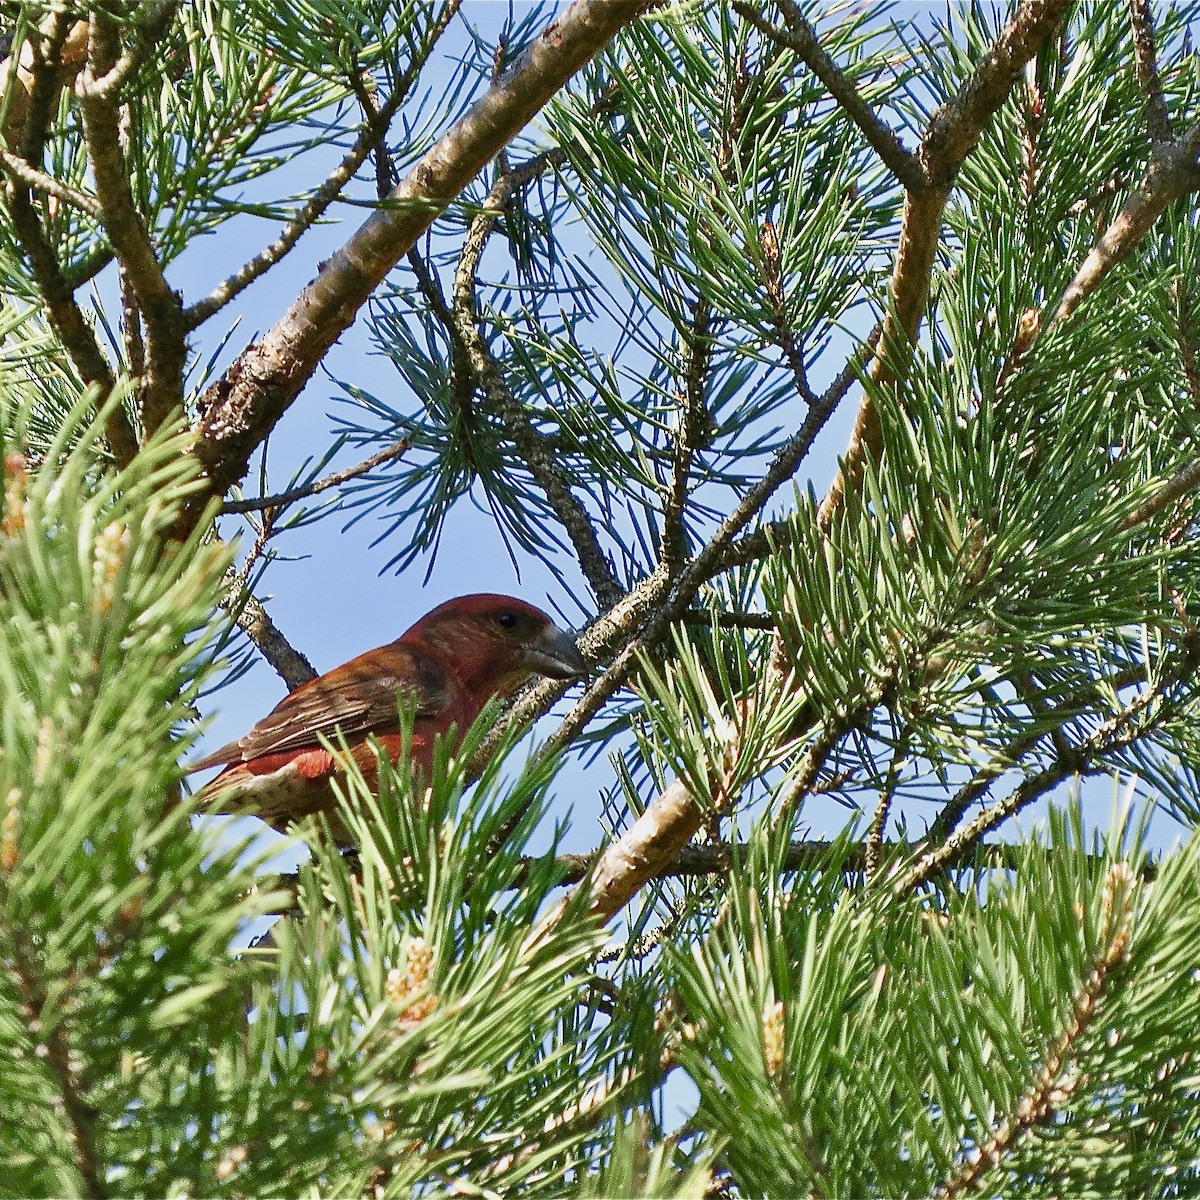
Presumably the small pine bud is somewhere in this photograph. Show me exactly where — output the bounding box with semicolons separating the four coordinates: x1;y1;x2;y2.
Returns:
1;788;19;872
762;998;785;1077
385;937;439;1029
2;452;26;537
215;1145;248;1181
92;520;130;615
1014;307;1041;355
33;719;55;786
759;221;780;266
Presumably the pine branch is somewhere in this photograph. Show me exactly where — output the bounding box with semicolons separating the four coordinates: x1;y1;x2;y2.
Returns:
662;296;714;567
184;0;656;530
897;663;1191;893
1053;123;1200;325
818;0;1073;531
0;15;88;150
732;0;923;190
934;863;1136;1199
477;325;876;775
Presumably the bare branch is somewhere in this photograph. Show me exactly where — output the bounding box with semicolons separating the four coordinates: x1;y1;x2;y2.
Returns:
732;0;924;190
185;0;655;531
221;438;411;515
75;1;178;101
221;572;318;691
1129;0;1173;144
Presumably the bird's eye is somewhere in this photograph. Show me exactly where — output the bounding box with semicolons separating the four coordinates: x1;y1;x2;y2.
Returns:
496;612;518;629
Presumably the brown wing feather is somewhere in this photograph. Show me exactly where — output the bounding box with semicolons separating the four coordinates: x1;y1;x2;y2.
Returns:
189;641;450;772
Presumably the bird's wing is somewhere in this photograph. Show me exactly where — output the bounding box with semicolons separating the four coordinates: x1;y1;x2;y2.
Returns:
189;641;451;771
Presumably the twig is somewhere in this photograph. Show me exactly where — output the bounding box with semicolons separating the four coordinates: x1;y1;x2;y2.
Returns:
1129;0;1173;144
449;151;623;607
64;245;115;291
471;326;876;781
0;147;101;218
558;328;876;744
1120;440;1200;530
732;0;924;190
221;438;410;514
185;0;655;529
680;609;776;631
865;727;908;880
1173;280;1200;407
78;10;185;439
662;297;714;567
118;259;145;380
263;839;1159;921
897;674;1177;894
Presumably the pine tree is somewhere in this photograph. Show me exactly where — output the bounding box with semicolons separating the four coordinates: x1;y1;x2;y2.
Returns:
4;2;1200;1195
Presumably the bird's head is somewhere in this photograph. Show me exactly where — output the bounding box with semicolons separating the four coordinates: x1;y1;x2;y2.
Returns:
403;594;588;693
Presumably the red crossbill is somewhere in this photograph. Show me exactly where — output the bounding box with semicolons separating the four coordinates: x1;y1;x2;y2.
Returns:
190;594;586;834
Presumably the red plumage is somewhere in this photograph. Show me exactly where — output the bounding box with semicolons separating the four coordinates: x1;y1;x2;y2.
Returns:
191;594;586;834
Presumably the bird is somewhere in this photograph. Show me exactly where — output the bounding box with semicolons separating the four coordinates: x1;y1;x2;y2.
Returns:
189;594;587;835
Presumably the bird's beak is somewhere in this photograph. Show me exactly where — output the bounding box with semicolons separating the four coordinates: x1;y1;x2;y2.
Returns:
524;624;588;680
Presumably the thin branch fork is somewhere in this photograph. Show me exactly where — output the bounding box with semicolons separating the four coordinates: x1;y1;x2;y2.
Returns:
182;0;464;332
74;1;177;102
448;151;623;609
185;0;655;531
